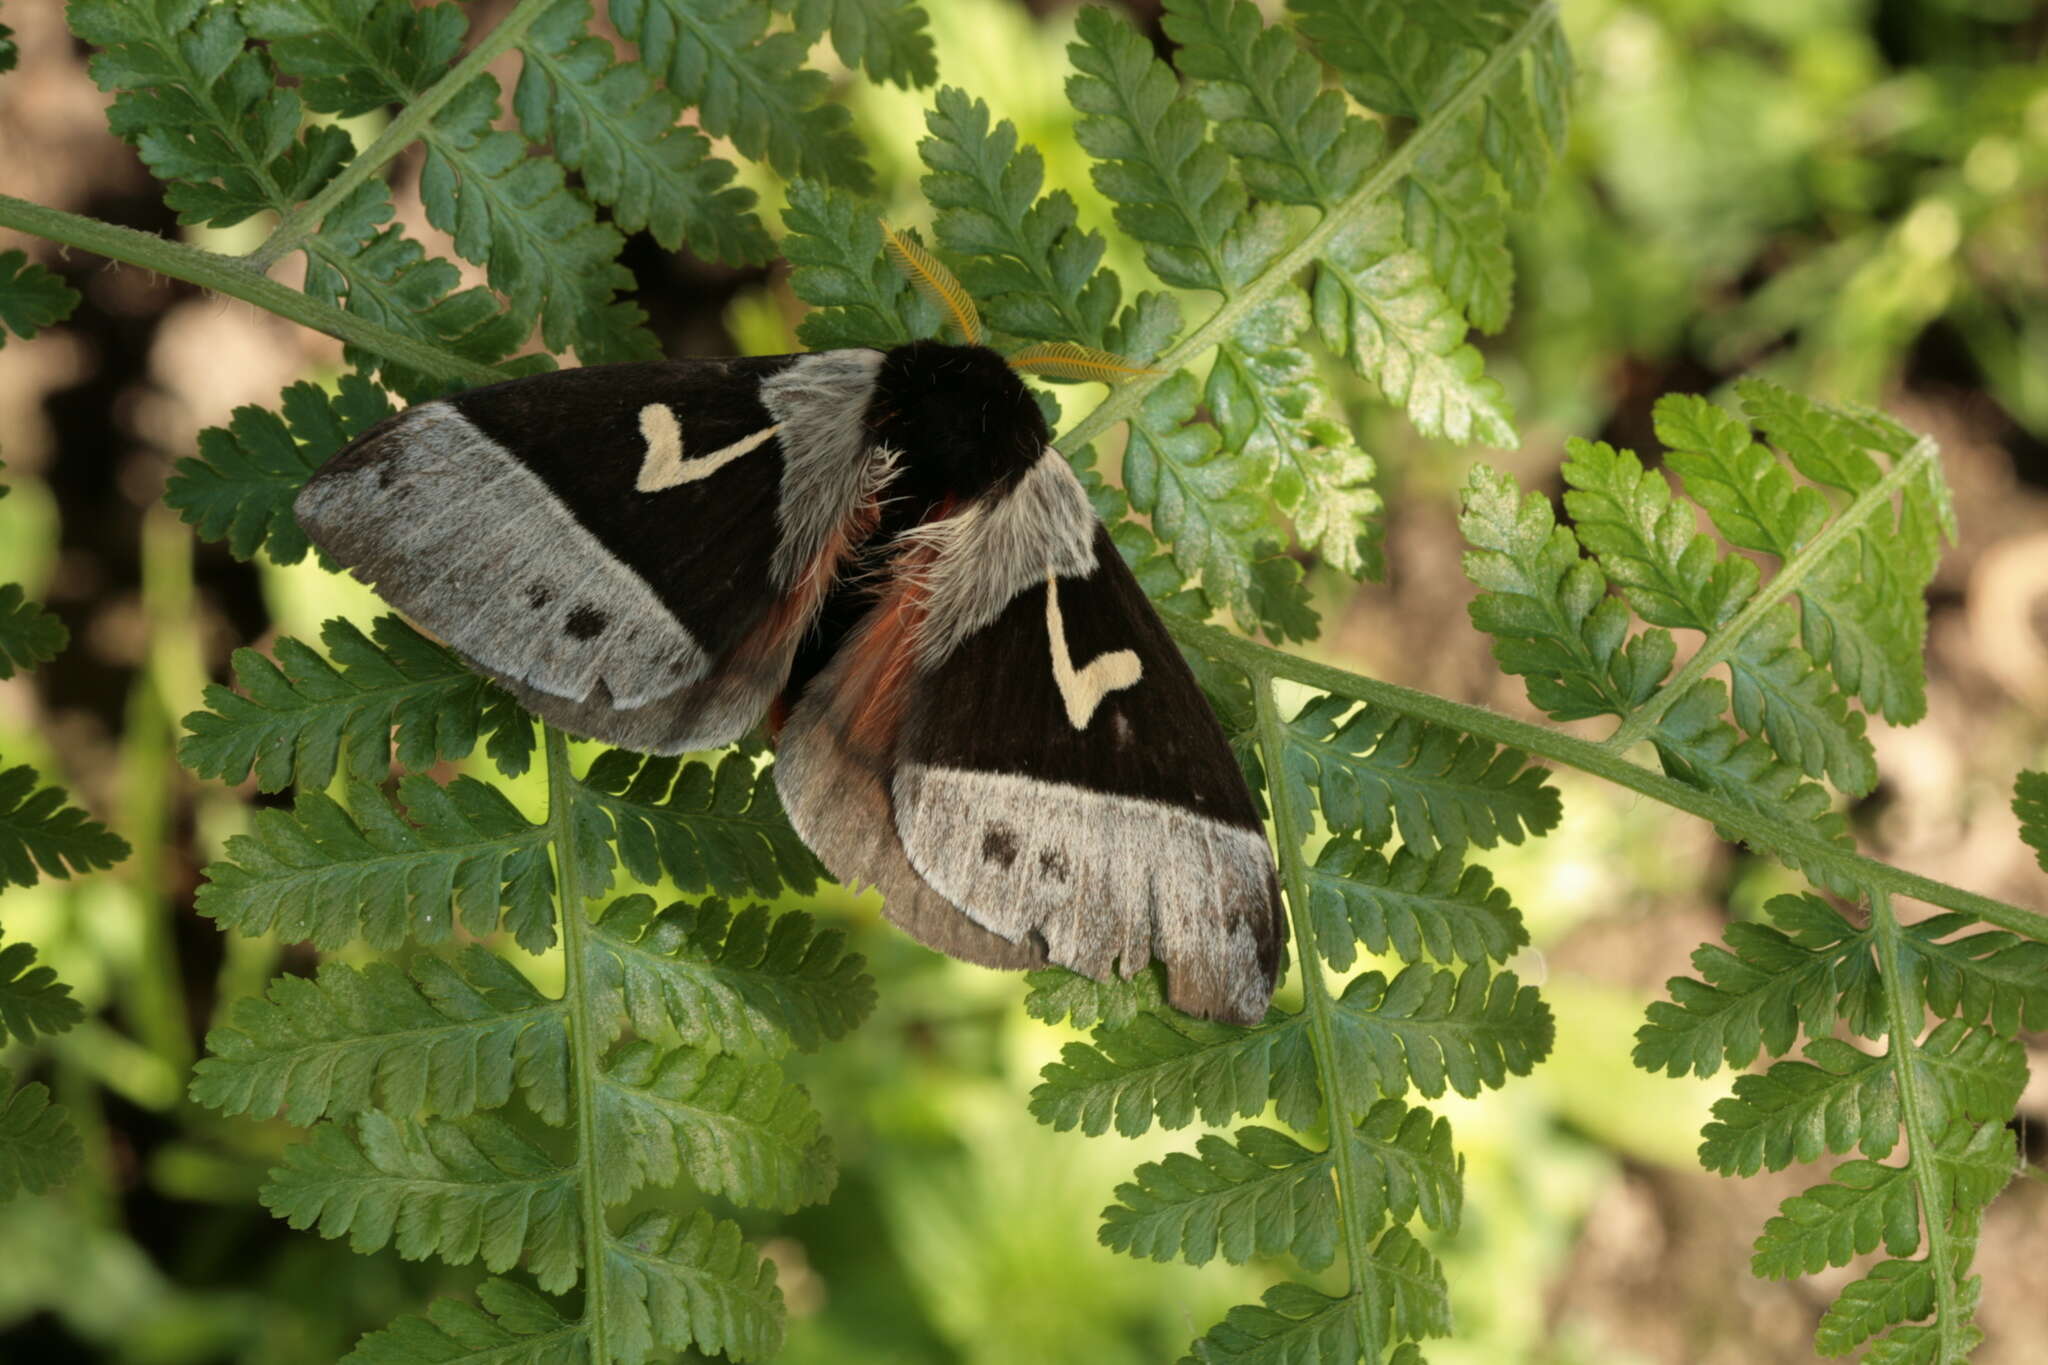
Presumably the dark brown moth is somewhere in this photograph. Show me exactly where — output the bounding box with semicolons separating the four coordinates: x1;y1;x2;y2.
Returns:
294;237;1283;1024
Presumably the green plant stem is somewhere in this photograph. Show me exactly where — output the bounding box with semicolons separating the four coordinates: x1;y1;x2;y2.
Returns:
246;0;558;270
115;507;199;1074
1868;888;1965;1352
1603;436;1941;753
1253;676;1384;1354
1169;614;2048;944
546;725;609;1363
1057;1;1558;455
0;194;505;386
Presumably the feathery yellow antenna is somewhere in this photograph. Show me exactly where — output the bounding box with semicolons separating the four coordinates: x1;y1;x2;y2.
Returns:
880;221;983;346
1006;341;1160;384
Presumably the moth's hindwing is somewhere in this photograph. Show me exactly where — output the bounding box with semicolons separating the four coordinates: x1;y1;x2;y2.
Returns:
295;351;888;753
778;449;1285;1025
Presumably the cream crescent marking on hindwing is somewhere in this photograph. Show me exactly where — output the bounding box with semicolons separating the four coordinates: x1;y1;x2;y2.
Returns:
1045;572;1142;730
634;403;781;492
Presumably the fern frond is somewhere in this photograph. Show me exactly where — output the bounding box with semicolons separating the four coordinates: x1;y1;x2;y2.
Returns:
1281;694;1560;855
1903;913;2048;1034
71;0;352;226
1312;202;1515;446
1296;0;1566;327
594;1040;832;1210
247;1;652;361
2018;770;2048;873
301;184;536;399
1305;841;1529;970
342;1278;584;1365
1030;1010;1315;1138
190;951;569;1125
1022;964;1169;1031
782;0;935;89
264;1112;580;1293
1184;1283;1365;1365
574;750;821;901
1816;1251;1985;1361
1165;0;1378;212
180;616;534;792
1460;464;1675;722
1649;680;1858;895
0;763;129;889
194;777;557;952
602;1208;784;1362
1101;1125;1339;1269
1103;1103;1459;1271
169;374;394;564
514;0;771;264
919;87;1119;346
1064;7;1392;614
241;0;466;116
1563;436;1874;793
610;0;872;191
1330;963;1552;1101
781;180;939;350
0;1069;81;1202
1633;894;1878;1078
0;249;79;346
0;584;66;682
421;81;652;362
1751;1122;2013;1280
0;931;84;1045
584;896;874;1055
1698;1036;1896;1176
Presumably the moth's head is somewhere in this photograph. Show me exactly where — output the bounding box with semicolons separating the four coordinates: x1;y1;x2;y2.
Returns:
870;340;1049;503
869;223;1154;505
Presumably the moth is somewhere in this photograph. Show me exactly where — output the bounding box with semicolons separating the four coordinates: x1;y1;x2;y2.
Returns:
295;232;1284;1025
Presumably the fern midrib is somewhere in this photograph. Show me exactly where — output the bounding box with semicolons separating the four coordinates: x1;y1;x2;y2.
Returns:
1870;889;1967;1354
1057;1;1557;455
248;0;558;271
546;725;610;1365
1166;614;2048;946
1252;676;1386;1360
1603;436;1939;754
0;194;504;385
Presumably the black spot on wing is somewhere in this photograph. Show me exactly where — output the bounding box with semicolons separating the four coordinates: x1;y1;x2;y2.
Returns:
981;824;1019;868
565;606;608;640
1037;848;1071;882
526;583;553;609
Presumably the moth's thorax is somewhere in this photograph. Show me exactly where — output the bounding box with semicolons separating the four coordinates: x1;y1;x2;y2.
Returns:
867;341;1048;512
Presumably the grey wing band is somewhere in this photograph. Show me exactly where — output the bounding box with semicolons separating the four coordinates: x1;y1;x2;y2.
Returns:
892;764;1278;1026
294;402;707;706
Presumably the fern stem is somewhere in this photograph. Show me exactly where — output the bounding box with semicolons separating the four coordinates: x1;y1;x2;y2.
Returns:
1167;614;2048;944
545;725;611;1363
246;0;560;272
1056;1;1559;455
0;194;504;386
1252;676;1386;1357
1868;888;1966;1354
1601;435;1942;753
